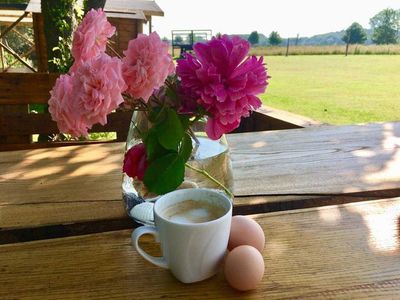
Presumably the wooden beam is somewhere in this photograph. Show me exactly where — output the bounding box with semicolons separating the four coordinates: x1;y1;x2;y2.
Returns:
0;26;4;70
0;73;58;104
0;111;132;135
0;41;36;72
3;47;35;71
11;27;34;45
0;11;28;39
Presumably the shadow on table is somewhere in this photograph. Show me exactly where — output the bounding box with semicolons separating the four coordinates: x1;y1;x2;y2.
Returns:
0;143;138;243
231;121;400;213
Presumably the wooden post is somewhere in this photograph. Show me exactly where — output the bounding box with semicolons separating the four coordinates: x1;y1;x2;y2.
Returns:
295;34;299;46
285;38;290;56
148;16;152;34
172;32;174;57
0;25;5;71
345;30;351;57
0;105;31;145
0;45;4;71
32;13;48;72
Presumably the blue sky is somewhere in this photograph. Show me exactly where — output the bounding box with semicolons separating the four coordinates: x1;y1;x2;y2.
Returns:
151;0;400;39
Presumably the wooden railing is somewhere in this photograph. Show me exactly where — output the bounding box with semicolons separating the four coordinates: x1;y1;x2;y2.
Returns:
0;73;131;151
0;73;320;151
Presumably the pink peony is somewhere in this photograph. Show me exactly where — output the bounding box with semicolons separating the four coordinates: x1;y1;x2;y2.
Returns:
176;35;269;140
122;32;174;102
71;8;115;72
48;74;89;137
70;53;127;130
123;143;148;180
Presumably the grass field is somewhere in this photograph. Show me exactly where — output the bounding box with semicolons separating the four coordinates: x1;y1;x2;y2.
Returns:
260;55;400;125
250;44;400;56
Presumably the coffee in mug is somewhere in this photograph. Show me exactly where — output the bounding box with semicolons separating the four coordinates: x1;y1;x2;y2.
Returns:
163;199;226;224
132;188;232;283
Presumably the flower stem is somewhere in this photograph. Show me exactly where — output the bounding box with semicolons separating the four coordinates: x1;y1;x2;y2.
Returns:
188;127;200;145
185;163;234;200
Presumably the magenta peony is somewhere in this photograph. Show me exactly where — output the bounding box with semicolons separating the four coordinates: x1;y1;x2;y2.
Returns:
70;53;127;133
123;143;148;180
48;74;89;137
176;35;269;140
122;32;174;102
71;8;115;72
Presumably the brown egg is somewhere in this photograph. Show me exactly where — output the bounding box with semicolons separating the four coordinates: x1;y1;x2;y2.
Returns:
224;245;265;291
228;215;265;252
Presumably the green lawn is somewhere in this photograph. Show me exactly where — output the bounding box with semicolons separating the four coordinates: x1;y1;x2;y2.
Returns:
260;55;400;125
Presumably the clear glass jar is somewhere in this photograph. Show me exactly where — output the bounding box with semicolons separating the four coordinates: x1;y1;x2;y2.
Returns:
122;111;234;225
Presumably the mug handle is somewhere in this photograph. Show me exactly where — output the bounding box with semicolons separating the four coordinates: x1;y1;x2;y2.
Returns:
132;226;168;269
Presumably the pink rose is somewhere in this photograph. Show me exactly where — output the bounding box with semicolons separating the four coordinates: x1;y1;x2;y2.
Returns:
123;143;148;180
48;74;90;136
71;8;115;72
122;32;175;102
71;54;127;128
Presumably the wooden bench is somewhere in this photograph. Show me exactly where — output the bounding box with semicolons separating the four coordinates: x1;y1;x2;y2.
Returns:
0;72;132;151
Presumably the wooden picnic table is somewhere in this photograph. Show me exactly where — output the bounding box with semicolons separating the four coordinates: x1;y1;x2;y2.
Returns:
1;121;400;298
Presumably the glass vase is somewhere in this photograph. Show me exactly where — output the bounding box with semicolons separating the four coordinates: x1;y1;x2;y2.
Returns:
122;111;234;225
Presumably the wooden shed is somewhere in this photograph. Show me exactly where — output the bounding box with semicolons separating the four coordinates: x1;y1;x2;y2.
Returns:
25;0;164;72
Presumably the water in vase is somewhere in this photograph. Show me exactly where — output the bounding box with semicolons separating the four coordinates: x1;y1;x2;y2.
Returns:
122;136;234;224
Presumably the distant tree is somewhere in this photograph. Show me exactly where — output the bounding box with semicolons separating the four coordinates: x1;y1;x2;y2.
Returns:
269;31;282;45
248;31;259;45
370;8;400;44
187;32;194;44
194;35;206;42
342;22;367;44
174;35;183;44
84;0;105;12
41;0;77;72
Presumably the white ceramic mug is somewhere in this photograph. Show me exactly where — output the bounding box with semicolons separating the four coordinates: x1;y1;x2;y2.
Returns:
132;188;232;283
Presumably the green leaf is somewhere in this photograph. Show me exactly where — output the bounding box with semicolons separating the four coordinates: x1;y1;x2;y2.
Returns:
166;86;177;100
179;133;193;162
179;115;190;131
148;106;167;123
145;127;169;162
156;108;184;151
143;153;185;195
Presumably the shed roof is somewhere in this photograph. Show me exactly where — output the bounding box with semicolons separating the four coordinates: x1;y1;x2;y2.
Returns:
0;10;32;24
25;0;163;18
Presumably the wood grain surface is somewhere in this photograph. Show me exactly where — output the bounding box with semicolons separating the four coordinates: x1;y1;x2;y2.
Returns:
1;198;399;299
228;122;400;196
0;143;126;229
1;122;399;229
0;73;58;104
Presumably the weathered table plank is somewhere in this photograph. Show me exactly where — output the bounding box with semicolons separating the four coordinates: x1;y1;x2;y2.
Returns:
1;198;399;299
1;122;399;229
228;121;400;196
0;143;127;229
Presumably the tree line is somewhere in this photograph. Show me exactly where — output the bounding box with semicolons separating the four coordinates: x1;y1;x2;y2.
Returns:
248;8;400;46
